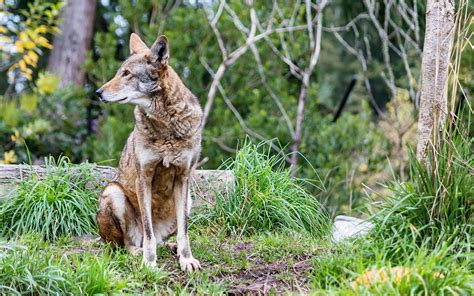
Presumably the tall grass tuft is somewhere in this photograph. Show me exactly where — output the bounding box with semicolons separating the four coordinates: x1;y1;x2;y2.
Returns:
194;141;331;237
370;115;472;255
0;156;100;241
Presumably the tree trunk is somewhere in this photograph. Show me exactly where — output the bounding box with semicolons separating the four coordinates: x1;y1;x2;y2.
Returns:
416;0;455;162
47;0;97;87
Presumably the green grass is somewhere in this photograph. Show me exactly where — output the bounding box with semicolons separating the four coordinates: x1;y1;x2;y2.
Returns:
0;231;329;294
310;238;473;295
0;156;101;241
0;234;126;295
368;128;472;255
193;141;331;238
1;230;471;295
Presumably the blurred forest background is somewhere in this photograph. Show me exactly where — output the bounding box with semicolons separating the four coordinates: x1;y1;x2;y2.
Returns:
0;0;472;214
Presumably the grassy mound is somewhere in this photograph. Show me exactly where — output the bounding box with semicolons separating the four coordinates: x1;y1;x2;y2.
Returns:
195;141;331;237
0;156;100;241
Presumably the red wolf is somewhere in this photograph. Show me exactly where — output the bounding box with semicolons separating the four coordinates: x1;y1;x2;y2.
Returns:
95;33;202;272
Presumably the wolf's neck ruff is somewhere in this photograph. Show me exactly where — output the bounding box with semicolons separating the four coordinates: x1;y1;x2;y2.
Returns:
134;67;201;141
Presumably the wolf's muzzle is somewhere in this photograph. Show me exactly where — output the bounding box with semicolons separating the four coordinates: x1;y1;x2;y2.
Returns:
95;88;107;103
95;89;104;101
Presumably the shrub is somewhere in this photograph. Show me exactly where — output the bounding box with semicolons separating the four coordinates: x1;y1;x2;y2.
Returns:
84;104;135;165
0;84;90;164
194;141;331;237
301;103;390;215
0;156;100;241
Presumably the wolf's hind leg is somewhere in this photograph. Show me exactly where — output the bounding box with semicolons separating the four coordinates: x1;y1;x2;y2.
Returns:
97;184;126;247
98;183;144;255
97;184;139;248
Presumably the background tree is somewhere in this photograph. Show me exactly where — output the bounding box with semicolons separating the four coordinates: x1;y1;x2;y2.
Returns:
416;0;455;162
47;0;97;86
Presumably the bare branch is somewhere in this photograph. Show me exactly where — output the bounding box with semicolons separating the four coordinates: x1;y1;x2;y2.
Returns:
202;1;311;126
323;13;370;32
248;42;295;136
201;59;292;162
290;0;328;177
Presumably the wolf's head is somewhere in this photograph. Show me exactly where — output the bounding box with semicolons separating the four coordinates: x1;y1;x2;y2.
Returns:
95;33;169;106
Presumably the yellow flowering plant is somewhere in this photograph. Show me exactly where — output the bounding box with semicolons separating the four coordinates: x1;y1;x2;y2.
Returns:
0;150;17;164
0;0;63;81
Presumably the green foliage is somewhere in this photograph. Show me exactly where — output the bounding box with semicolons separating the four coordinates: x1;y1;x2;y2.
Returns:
84;104;135;165
0;81;90;164
301;102;389;214
0;156;100;241
194;141;331;238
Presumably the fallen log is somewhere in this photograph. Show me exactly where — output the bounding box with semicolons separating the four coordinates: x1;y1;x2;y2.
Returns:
0;164;233;206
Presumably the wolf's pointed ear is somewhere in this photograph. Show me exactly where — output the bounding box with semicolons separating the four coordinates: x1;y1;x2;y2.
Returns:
150;35;169;66
129;33;148;54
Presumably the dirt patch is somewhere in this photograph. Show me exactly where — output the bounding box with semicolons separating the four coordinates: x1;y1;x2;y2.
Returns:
233;242;254;254
217;255;313;295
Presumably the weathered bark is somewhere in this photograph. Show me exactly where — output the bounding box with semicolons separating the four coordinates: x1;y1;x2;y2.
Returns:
0;165;234;207
47;0;97;87
416;0;455;162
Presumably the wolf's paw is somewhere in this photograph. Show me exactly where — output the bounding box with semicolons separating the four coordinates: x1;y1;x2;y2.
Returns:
179;256;201;272
141;257;157;269
141;249;157;268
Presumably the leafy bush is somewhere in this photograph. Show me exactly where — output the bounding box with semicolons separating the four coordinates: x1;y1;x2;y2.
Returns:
0;0;63;81
194;141;331;238
84;104;135;165
0;156;100;241
301;103;390;215
0;82;90;164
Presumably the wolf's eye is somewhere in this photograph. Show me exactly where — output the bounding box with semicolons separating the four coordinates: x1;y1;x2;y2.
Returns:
122;69;131;77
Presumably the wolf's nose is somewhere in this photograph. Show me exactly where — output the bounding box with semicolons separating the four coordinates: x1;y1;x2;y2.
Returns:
95;89;103;99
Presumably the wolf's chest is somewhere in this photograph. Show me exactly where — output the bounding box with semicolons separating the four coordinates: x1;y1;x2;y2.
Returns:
142;139;195;170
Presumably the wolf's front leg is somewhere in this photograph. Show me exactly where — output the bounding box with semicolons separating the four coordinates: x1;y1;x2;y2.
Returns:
136;176;157;267
174;174;200;272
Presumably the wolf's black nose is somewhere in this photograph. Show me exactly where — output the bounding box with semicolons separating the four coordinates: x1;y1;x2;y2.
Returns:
95;89;103;99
